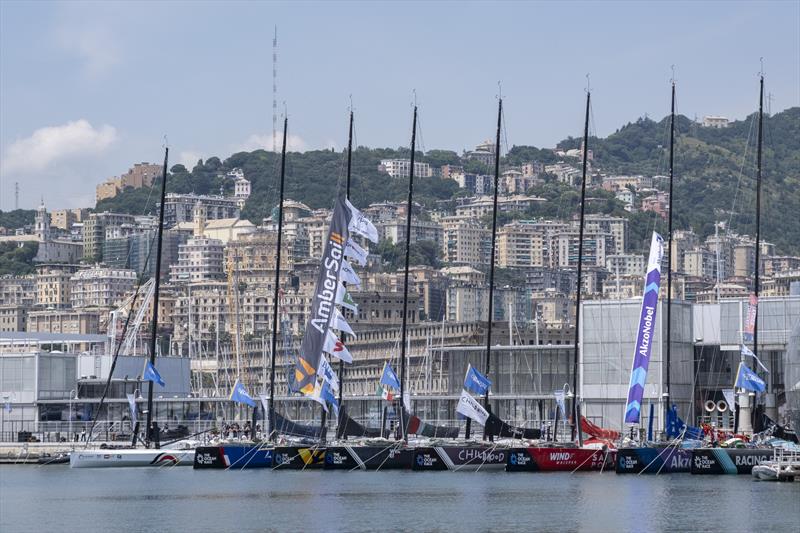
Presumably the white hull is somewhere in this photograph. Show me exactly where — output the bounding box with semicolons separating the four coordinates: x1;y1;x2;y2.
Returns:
70;448;194;468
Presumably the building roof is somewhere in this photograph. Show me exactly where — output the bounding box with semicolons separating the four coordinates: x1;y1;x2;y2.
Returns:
0;331;107;345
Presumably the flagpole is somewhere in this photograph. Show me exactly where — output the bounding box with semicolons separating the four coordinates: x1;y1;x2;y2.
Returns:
145;146;169;448
268;117;288;442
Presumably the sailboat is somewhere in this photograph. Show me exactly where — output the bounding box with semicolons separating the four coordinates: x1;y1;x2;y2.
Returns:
506;88;615;472
689;73;777;476
71;148;196;468
413;97;540;472
616;78;694;474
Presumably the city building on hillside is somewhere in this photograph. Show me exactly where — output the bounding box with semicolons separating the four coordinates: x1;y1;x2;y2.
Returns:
641;191;670;219
95;162;163;201
69;267;137;309
702;115;729;128
50;208;89;231
605;253;645;277
163;193;240;228
555;229;610;268
524;267;576;296
170;237;225;283
440;265;486;285
228;168;251;208
83;212;135;262
35;264;80;309
440;164;463;180
378;218;443;247
764;256;800;275
440;217;491;266
496;221;547;268
464;140;495;167
585;214;628;254
26;309;103;335
454;194;546;218
378;159;432;178
615;188;636;212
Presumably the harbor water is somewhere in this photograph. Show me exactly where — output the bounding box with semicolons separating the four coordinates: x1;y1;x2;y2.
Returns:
1;466;798;532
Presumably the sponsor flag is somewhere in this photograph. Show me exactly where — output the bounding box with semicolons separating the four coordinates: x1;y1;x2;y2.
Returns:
293;196;352;395
126;393;137;424
666;405;704;440
380;362;401;390
735;362;766;393
553;390;566;417
345;198;379;243
230;379;257;407
344;238;369;266
463;364;492;396
317;355;339;392
321;380;339;417
743;294;758;342
323;330;353;363
624;232;664;424
339;259;361;287
143;360;166;387
335;282;358;313
741;344;769;373
311;381;328;412
456;390;490;425
376;385;394;401
721;388;736;412
331;307;355;336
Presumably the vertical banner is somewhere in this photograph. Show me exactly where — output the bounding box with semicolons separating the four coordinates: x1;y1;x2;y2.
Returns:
293;196;352;395
743;294;758;343
624;232;664;424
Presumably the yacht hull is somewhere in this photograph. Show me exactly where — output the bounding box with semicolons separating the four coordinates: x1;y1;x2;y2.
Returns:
70;449;194;468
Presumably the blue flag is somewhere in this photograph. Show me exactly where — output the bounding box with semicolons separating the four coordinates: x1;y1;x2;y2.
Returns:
321;381;339;417
463;364;492;396
735;362;766;393
380;362;401;390
666;405;704;440
230;379;256;407
143;361;165;387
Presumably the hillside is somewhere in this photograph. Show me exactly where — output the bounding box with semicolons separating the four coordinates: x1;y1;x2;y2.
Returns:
95;107;800;255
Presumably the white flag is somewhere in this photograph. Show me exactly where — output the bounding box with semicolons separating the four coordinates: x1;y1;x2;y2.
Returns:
323;330;353;363
403;390;411;411
456;390;490;425
721;388;736;412
317;355;339;392
741;344;770;373
310;381;328;413
345;198;379;243
339;259;361;287
331;307;355;336
258;393;270;416
553;390;566;417
345;238;369;267
126;393;137;424
335;282;358;313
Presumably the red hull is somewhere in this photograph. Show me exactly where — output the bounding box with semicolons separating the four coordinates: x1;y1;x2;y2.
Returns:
507;447;615;471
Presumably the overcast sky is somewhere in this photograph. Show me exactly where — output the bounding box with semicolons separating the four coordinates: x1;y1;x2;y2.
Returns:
1;0;798;210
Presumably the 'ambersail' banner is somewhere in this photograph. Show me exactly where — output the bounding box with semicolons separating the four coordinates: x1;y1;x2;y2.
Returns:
294;196;352;394
624;232;664;424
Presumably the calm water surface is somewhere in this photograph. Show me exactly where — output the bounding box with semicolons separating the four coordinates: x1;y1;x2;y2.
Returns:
1;466;798;532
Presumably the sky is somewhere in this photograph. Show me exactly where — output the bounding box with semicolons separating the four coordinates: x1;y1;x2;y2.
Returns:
1;0;798;210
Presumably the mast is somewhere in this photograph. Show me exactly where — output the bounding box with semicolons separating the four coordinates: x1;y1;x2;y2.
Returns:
571;90;590;446
268;117;288;442
398;105;418;442
753;75;763;355
664;79;675;430
145;147;169;448
337;110;354;408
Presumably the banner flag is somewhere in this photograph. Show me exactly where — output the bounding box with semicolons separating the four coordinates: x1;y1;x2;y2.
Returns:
741;344;770;373
293;196;352;395
143;360;166;387
624;232;664;424
258;394;270;417
311;381;328;412
331;307;355;336
345;198;379;243
344;239;369;266
380;362;401;390
317;355;339;392
721;388;736;412
323;330;353;363
126;393;137;424
376;385;394;401
463;364;492;396
335;282;358;313
339;259;361;287
321;381;339;417
735;362;767;393
230;379;257;407
743;294;758;342
456;390;490;425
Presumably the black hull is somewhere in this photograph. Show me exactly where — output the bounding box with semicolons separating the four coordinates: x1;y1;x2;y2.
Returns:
690;448;773;475
412;445;508;471
324;445;413;470
272;446;326;469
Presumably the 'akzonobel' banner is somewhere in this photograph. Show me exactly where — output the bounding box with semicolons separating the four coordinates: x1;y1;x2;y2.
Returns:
294;196;352;395
624;232;664;424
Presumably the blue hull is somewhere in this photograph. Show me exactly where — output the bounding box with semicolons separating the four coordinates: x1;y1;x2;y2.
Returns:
615;447;691;474
193;444;273;469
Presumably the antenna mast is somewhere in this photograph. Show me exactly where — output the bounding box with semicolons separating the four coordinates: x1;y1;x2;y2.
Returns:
14;182;19;210
273;26;278;153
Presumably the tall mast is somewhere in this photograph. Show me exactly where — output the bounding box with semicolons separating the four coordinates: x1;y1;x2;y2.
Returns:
145;147;169;448
571;90;590;446
664;79;676;429
337;110;354;407
753;75;764;360
268;117;288;442
398;105;418;442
